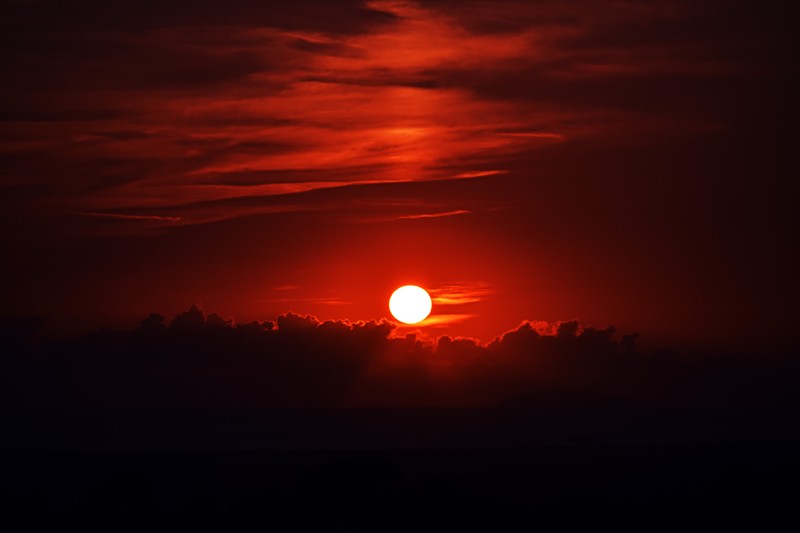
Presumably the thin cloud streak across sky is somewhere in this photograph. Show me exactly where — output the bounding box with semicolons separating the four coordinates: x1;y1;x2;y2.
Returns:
393;210;471;220
81;212;183;222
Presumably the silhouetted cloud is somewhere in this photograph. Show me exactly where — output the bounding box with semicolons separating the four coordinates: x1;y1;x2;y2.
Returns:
2;307;798;411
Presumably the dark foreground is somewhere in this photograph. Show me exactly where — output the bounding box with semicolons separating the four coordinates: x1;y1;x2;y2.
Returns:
2;443;798;530
2;408;798;530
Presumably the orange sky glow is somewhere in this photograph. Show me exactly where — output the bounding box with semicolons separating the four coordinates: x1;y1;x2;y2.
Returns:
0;0;795;347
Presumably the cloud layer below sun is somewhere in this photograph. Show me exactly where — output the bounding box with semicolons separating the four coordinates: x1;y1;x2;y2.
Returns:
3;307;798;410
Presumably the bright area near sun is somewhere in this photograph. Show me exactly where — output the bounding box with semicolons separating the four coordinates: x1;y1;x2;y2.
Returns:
389;285;432;324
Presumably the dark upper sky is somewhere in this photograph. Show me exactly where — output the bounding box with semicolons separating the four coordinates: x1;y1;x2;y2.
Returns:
0;0;797;346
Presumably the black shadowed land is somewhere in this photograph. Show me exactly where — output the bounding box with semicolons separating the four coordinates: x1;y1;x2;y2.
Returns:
1;308;798;529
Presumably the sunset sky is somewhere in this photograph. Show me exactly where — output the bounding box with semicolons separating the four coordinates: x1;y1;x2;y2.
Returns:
1;0;796;347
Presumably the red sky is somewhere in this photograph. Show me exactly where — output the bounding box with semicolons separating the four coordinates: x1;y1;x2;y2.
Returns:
0;0;796;347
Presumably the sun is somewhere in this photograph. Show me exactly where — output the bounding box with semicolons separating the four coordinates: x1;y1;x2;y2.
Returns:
389;285;432;324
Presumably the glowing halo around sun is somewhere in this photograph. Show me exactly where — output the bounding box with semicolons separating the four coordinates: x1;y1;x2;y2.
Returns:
389;285;432;324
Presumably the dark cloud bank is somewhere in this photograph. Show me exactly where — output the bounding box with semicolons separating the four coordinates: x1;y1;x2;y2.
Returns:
2;308;799;528
3;306;799;411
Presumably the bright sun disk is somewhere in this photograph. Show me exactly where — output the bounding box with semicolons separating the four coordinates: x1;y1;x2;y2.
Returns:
389;285;432;324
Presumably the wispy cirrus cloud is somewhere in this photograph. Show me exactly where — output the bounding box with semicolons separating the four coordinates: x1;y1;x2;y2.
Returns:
1;0;771;232
262;297;352;306
1;0;570;229
81;212;183;222
430;283;493;307
415;313;477;327
388;209;472;221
